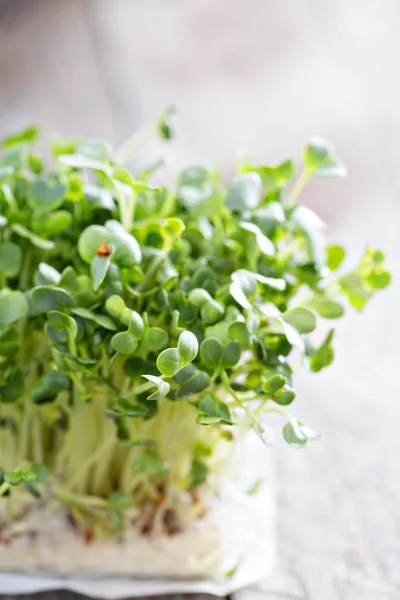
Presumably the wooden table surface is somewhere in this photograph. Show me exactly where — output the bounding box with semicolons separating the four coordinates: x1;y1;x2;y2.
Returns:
1;1;399;599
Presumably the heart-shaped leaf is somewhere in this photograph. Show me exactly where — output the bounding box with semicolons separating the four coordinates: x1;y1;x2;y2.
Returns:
4;471;37;486
304;137;347;178
32;210;72;237
157;331;199;377
27;179;66;210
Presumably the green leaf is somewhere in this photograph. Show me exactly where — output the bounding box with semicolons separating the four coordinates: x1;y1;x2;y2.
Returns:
0;242;22;278
252;203;285;236
37;263;61;285
2;125;39;148
226;172;261;211
309;297;344;319
278;318;305;353
274;384;296;406
200;300;224;325
262;374;286;395
191;458;209;487
24;482;41;499
229;322;251;346
197;394;233;425
12;223;55;250
221;342;241;368
0;369;24;403
112;167;155;194
309;329;335;372
0;290;28;327
283;420;323;447
327;245;345;271
156;347;182;377
91;253;112;291
131;454;167;477
291;206;326;270
0;329;19;358
365;269;391;290
78;221;141;267
177;331;198;364
179;166;208;187
242;159;295;190
32;210;73;237
4;471;37;486
72;307;117;331
158;105;176;140
111;331;138;354
58;153;111;173
30;463;48;483
32;286;73;312
0;167;13;185
48;311;78;338
31;370;70;404
283;307;317;334
200;338;222;369
108;491;132;511
77;138;113;161
27;179;66;210
283;421;308;447
304;137;347;177
200;338;241;370
338;273;371;310
175;366;211;398
240;221;275;255
229;280;251;309
144;327;169;352
143;375;170;400
205;321;231;345
105;295;128;322
230;270;257;309
231;270;285;310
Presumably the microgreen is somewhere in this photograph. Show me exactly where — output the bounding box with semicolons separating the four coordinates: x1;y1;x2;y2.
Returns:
0;116;390;539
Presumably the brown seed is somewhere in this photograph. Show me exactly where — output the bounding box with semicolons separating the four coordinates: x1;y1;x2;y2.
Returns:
83;529;94;544
96;241;112;257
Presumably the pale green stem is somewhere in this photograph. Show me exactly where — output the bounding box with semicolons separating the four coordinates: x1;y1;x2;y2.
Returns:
284;168;311;208
115;124;156;166
136;246;171;292
113;180;133;231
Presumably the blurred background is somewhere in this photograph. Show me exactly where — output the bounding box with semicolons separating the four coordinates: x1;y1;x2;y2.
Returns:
0;1;399;597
